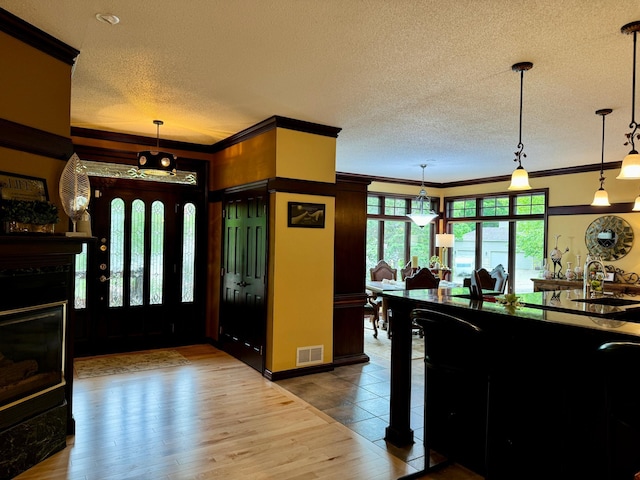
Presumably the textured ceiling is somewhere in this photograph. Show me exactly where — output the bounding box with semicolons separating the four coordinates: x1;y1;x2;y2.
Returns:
2;1;640;183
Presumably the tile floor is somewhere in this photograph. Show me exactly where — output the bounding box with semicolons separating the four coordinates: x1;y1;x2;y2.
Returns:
277;321;482;479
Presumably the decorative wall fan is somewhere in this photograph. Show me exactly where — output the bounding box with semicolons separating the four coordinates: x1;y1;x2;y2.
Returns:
59;153;91;236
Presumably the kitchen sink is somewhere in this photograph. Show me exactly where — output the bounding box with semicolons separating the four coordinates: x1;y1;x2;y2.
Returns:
571;297;640;307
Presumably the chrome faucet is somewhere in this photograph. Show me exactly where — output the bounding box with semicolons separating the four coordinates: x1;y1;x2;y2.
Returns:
583;254;606;297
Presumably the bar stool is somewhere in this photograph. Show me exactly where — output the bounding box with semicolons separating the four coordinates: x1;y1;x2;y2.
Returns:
410;308;490;478
597;342;640;480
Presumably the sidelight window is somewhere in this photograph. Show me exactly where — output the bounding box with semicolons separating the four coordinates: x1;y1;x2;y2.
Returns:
109;198;125;307
150;201;164;305
181;203;196;302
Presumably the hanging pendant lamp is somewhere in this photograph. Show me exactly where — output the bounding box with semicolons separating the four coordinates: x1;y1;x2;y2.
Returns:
617;21;640;180
137;120;177;176
508;62;533;190
407;164;438;227
591;109;613;206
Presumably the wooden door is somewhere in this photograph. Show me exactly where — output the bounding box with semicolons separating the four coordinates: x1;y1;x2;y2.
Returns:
220;193;267;373
81;178;204;354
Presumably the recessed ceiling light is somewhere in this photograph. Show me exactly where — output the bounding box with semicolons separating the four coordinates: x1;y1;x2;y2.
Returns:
95;13;120;25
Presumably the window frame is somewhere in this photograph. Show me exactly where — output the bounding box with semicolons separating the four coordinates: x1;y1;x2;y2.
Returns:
444;188;548;291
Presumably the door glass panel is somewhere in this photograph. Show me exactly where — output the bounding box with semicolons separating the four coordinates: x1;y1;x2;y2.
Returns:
452;222;477;281
74;243;87;309
109;198;125;307
130;199;145;306
481;221;509;271
515;220;544;292
149;200;164;305
181;203;196;302
383;220;405;270
409;222;431;268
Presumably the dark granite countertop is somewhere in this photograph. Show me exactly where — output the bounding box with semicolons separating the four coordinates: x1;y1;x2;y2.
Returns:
382;287;640;338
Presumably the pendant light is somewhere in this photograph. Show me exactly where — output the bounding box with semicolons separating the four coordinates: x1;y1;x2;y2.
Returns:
617;21;640;180
591;109;612;206
137;120;177;176
508;62;533;190
407;164;438;228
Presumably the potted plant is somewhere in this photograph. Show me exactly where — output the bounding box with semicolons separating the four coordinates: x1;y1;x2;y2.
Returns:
0;199;59;233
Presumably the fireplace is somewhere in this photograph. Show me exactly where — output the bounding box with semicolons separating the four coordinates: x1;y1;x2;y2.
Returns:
0;302;66;430
0;236;83;479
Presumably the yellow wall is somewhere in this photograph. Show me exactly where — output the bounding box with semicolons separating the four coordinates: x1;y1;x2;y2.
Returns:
371;169;640;283
267;192;335;372
276;128;336;183
0;31;71;137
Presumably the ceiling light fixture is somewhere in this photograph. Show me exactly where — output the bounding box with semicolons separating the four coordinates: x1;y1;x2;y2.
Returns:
617;21;640;180
591;108;613;206
508;62;534;190
137;120;177;176
407;164;438;228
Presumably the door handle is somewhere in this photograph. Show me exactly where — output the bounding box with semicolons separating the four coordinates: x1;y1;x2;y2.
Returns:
236;281;250;287
99;275;110;283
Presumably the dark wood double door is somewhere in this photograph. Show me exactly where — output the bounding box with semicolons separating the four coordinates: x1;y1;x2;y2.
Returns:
75;177;206;355
220;192;268;373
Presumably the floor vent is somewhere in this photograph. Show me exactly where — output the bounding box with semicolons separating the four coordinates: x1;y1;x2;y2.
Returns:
296;345;324;366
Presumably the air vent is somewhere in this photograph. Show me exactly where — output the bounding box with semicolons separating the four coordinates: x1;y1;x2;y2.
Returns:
296;345;324;366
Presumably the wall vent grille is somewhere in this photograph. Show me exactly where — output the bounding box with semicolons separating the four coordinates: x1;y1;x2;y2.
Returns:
296;345;324;366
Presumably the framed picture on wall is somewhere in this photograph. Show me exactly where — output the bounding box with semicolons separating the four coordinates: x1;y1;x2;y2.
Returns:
0;171;48;201
288;202;325;228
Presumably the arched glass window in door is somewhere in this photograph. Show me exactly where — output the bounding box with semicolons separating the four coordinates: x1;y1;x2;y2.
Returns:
130;199;145;306
109;198;125;307
182;203;196;302
149;200;165;304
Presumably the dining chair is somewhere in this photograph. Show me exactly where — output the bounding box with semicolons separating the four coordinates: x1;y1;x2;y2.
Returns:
400;261;415;281
490;264;508;294
369;259;397;281
402;268;441;338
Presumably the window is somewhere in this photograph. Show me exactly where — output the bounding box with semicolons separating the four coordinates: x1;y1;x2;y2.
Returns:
109;198;125;307
149;201;164;305
367;194;437;273
181;203;196;302
445;190;547;292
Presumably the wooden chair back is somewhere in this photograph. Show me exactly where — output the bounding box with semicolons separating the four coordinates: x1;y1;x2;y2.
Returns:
400;261;415;280
405;268;440;290
370;260;397;281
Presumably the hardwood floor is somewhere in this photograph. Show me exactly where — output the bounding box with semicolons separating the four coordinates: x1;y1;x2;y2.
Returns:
15;342;480;479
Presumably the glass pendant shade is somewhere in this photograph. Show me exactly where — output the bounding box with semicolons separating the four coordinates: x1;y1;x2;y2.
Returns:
591;188;611;206
407;211;438;227
508;165;531;190
616;151;640;179
633;195;640;211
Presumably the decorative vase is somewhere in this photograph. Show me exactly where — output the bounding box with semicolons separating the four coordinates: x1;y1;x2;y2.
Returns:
565;262;575;281
574;255;582;280
544;258;553;279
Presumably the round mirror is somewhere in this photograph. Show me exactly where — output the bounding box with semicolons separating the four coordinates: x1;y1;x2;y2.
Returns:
585;215;634;261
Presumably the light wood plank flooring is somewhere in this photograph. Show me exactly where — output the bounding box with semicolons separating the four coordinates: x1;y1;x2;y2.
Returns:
15;343;479;480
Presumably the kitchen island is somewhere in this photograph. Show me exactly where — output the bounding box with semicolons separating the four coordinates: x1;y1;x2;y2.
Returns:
383;287;640;479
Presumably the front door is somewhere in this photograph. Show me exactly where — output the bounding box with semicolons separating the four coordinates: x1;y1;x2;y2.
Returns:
220;193;267;372
81;177;204;354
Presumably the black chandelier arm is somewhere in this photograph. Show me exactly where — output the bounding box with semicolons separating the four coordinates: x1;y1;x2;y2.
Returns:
626;121;640;153
513;142;526;165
